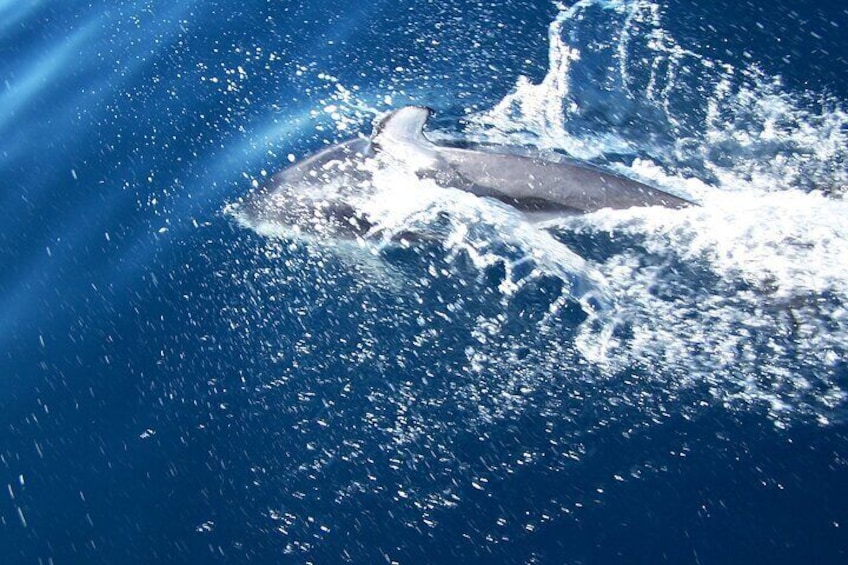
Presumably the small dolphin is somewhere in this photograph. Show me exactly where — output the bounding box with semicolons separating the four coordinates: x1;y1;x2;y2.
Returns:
240;106;692;237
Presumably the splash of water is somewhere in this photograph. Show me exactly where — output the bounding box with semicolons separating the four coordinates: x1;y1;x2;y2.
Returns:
234;0;848;428
223;2;848;551
461;0;848;425
468;0;848;196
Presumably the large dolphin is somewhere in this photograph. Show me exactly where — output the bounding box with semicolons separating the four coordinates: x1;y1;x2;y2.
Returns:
239;106;692;238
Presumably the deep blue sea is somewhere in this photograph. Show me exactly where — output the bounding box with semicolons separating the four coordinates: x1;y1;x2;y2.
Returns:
2;0;847;563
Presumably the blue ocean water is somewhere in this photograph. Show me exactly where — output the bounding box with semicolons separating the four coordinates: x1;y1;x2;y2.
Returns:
2;0;847;563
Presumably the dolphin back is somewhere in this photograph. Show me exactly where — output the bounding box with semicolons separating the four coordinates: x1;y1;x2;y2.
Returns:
436;147;692;214
371;106;693;215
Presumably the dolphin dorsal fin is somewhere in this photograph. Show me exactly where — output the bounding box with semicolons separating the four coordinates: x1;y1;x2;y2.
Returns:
371;106;434;148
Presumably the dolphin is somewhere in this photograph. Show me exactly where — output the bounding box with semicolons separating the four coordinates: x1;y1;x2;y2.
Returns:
238;106;692;238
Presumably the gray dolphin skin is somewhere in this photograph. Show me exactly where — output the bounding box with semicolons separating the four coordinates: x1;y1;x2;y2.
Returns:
240;106;692;237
